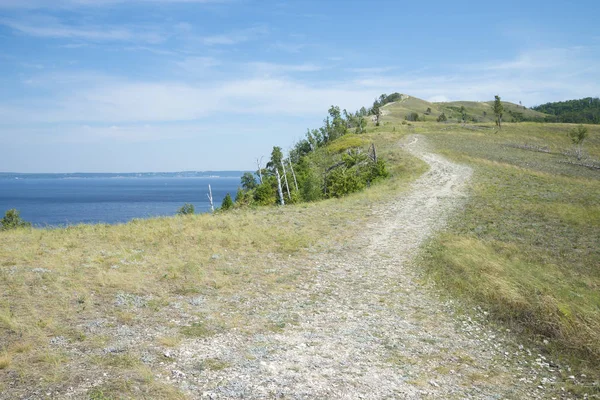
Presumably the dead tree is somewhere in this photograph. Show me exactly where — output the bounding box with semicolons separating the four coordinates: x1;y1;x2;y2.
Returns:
280;160;291;200
288;159;298;191
369;143;377;162
256;157;264;184
275;169;285;206
207;184;214;212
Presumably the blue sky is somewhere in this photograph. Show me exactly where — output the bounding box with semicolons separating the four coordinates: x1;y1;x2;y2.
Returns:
1;0;598;172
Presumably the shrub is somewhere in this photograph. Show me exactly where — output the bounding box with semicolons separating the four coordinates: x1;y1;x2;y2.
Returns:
253;179;277;205
326;167;365;198
1;209;31;231
177;203;195;215
437;113;447;122
221;193;233;210
406;112;419;122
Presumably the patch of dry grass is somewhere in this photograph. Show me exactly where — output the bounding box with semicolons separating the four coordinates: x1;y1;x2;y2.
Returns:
0;131;426;397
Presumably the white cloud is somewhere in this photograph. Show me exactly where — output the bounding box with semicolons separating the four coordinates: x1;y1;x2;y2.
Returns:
201;26;268;46
0;17;164;43
246;62;323;75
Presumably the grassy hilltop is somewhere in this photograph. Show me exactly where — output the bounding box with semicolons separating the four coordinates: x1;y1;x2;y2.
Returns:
1;95;599;397
379;94;548;124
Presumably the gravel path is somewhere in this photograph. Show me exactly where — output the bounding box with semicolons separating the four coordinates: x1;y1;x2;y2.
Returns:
168;135;567;399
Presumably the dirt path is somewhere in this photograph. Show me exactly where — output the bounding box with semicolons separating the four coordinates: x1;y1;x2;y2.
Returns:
168;136;563;399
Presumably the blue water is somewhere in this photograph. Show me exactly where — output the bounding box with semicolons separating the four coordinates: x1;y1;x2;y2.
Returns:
0;172;244;227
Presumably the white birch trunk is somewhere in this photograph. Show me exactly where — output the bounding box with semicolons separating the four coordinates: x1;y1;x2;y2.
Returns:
288;159;298;191
281;160;291;200
207;184;214;212
256;157;263;184
275;169;285;206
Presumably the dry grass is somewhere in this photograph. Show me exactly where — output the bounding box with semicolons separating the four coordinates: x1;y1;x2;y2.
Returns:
400;121;600;393
0;131;426;398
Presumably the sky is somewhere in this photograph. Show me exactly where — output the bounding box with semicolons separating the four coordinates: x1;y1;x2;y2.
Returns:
0;0;599;172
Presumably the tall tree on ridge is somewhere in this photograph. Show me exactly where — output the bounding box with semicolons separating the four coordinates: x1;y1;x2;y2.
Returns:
494;95;504;129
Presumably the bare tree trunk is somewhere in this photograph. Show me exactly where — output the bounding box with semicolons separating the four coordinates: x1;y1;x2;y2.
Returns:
275;169;285;206
288;159;298;191
256;157;263;184
207;184;214;212
370;143;377;162
281;160;291;200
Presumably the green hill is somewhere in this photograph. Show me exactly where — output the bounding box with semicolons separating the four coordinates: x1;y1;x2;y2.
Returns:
380;94;549;123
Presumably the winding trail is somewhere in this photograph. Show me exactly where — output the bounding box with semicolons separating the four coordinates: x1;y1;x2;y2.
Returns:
171;135;558;399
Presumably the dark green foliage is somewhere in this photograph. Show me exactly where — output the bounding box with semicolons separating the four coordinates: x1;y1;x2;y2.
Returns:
405;112;419;122
425;107;432;115
508;110;524;122
569;125;589;145
266;146;284;173
368;159;390;182
326;167;365;198
221;193;233;210
568;125;589;160
437;113;448;122
237;100;392;208
240;172;257;190
532;97;600;124
1;209;31;230
177;203;195;215
493;95;504;128
253;178;277;205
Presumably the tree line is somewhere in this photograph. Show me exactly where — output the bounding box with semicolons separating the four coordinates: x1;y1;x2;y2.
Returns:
232;102;390;208
532;97;600;124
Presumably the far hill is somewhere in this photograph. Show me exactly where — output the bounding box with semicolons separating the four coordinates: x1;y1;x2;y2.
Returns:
532;97;600;124
378;94;549;124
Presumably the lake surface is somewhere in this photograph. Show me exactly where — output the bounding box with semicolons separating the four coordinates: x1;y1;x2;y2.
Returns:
0;172;244;227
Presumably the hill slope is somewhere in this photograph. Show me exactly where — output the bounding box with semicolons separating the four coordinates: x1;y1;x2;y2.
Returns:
381;94;548;123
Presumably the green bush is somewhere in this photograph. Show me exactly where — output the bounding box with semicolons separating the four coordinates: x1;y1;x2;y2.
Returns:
177;203;195;215
221;193;233;210
1;209;31;230
253;179;277;205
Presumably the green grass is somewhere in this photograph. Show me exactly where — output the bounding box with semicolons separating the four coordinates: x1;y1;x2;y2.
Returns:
379;94;548;123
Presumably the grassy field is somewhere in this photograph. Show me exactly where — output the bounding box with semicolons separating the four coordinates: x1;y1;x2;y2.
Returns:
2;113;599;396
396;121;599;393
0;131;426;398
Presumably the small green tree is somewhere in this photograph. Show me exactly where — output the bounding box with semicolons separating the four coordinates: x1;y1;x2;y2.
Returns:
1;209;31;230
568;125;589;160
493;95;504;129
240;172;257;190
221;193;233;210
177;203;195;215
437;113;447;122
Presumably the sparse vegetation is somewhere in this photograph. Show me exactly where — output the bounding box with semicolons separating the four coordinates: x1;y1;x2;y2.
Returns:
1;209;31;230
568;124;589;160
176;203;195;215
493;95;504;128
221;193;233;210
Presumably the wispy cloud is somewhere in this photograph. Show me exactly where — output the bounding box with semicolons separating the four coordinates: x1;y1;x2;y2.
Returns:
0;0;227;8
0;16;164;43
247;62;323;75
201;26;268;46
